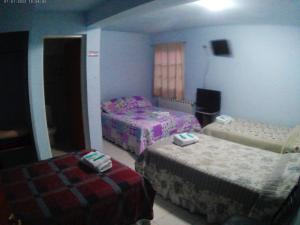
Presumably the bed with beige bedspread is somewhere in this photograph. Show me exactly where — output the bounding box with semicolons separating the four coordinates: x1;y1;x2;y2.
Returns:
136;134;300;223
203;119;300;154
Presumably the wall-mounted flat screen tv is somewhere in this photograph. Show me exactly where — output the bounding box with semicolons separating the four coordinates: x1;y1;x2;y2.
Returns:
211;39;231;56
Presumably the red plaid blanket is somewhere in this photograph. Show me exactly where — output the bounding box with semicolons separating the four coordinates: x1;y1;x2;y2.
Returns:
0;150;155;225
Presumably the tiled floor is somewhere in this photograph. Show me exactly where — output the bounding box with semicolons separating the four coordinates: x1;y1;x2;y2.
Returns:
102;140;209;225
51;140;209;225
52;148;67;157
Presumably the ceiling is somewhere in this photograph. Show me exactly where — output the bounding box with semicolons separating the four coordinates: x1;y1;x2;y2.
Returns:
101;0;300;34
0;0;299;31
0;0;154;25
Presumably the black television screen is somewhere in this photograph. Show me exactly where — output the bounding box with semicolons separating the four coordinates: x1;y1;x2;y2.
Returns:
211;39;231;56
196;88;221;113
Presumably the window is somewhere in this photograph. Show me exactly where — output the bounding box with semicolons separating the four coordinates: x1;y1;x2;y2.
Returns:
153;43;185;100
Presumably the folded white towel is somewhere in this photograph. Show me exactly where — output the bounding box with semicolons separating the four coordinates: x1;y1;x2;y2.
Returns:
152;111;170;117
81;151;112;172
98;160;112;172
82;151;110;166
173;133;199;147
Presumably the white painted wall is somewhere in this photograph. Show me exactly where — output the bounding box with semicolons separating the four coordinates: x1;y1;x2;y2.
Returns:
86;28;103;151
100;30;153;102
152;25;300;127
0;10;104;159
29;12;86;159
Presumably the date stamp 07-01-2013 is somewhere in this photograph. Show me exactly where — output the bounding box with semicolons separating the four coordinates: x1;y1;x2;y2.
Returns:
3;0;46;4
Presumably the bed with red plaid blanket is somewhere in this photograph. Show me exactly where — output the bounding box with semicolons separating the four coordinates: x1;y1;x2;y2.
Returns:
0;150;155;225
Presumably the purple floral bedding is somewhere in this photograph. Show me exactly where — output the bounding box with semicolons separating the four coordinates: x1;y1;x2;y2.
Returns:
101;96;201;155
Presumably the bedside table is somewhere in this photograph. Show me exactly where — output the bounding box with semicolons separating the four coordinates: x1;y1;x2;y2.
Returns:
195;111;219;127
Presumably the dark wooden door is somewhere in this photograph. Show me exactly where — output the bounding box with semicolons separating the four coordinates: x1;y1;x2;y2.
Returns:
0;31;37;168
44;38;85;150
65;39;85;149
0;32;29;129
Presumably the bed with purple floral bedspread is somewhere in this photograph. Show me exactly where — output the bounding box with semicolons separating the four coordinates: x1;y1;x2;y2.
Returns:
101;96;201;155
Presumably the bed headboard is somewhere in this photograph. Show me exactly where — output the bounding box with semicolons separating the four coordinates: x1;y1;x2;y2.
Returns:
157;97;194;114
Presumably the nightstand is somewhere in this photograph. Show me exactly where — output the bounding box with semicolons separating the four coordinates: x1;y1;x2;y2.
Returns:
195;111;219;127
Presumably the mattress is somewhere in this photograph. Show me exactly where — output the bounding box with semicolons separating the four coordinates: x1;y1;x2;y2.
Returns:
0;129;28;140
102;106;200;155
136;134;300;223
203;118;299;153
0;150;155;225
0;129;31;151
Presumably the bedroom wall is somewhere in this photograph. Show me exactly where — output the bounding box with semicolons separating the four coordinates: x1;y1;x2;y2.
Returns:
152;25;300;127
0;7;32;33
29;12;86;159
100;30;153;102
86;28;103;152
0;11;104;159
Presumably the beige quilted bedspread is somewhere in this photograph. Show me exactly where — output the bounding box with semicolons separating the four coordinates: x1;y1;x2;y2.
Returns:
137;133;300;223
203;119;299;153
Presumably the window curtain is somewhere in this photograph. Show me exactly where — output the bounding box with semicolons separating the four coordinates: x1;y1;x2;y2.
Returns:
153;43;185;100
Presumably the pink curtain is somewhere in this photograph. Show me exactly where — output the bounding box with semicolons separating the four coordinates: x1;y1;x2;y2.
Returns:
153;43;185;100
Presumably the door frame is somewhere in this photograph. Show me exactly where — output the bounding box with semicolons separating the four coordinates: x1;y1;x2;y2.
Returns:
43;35;90;153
